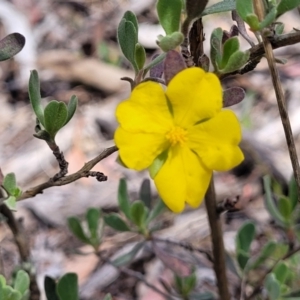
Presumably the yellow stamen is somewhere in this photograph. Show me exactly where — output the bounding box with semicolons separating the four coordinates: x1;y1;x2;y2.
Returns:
166;126;187;146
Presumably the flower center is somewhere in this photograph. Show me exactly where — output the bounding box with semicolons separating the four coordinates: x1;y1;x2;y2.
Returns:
166;126;187;146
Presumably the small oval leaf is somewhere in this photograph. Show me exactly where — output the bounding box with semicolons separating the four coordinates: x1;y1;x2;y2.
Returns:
0;33;25;61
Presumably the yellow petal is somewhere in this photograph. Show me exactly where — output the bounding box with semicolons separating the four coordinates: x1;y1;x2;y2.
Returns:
166;68;222;128
154;145;212;213
116;81;172;133
188;110;244;171
115;127;168;170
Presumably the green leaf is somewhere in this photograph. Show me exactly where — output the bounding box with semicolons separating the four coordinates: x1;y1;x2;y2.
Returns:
277;0;300;17
157;32;184;52
146;198;166;225
248;241;277;270
0;275;6;287
112;241;145;267
130;201;147;227
139;179;152;209
210;27;223;71
237;251;250;271
64;95;78;126
44;276;60;300
123;11;138;36
86;208;101;247
44;100;68;139
189;292;215;300
0;33;25;61
273;261;289;284
259;6;277;30
67;217;90;244
135;43;146;70
264;176;290;228
149;150;168;178
118;179;131;220
236;0;253;22
104;213;130;232
2;286;22;300
221;50;250;73
245;14;260;31
202;0;236;16
221;37;240;69
236;221;256;253
156;0;182;35
275;23;285;35
56;273;79;300
264;273;281;300
103;294;113;300
4;196;16;210
117;19;138;73
288;176;298;211
278;196;292;222
3;173;17;195
13;271;29;297
29;70;45;126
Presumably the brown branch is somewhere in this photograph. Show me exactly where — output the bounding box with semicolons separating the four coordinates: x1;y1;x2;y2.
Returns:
0;202;40;299
17;146;118;201
205;177;231;299
252;0;300;199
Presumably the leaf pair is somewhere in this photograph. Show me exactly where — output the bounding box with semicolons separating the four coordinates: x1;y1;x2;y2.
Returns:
104;179;166;235
29;70;78;141
117;11;146;73
68;208;104;250
210;28;249;75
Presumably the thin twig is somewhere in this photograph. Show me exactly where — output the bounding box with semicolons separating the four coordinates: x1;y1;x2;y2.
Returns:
17;145;118;201
253;0;300;199
0;202;40;299
97;252;171;299
205;177;231;300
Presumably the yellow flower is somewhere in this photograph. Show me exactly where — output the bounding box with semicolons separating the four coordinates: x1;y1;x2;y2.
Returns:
115;67;244;212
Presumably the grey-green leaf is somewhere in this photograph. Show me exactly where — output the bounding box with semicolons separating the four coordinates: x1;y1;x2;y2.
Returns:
117;19;138;72
135;43;146;70
29;70;45;126
221;50;250;73
104;213;131;232
123;11;138;37
147;198;166;225
277;0;300;17
56;273;79;300
3;173;17;195
67;217;90;244
44;100;68;139
0;33;25;61
156;0;182;35
202;0;236;17
264;273;281;300
44;276;60;300
139;179;152;209
130;201;147;227
64;95;78;126
235;0;253;21
236;221;256;253
112;241;145;267
86;208;101;245
14;270;29;296
118;179;131;220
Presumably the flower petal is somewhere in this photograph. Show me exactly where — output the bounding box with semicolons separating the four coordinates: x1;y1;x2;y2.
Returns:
154;145;211;213
166;68;222;128
188;110;244;171
115;127;168;170
116;81;172;133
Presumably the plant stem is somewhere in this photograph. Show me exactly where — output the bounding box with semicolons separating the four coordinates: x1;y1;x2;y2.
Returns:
205;177;231;300
253;0;300;200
